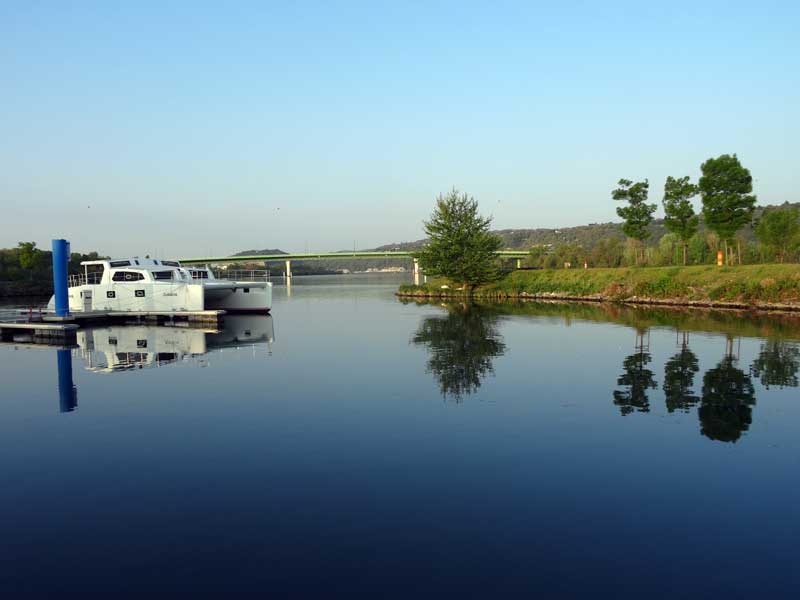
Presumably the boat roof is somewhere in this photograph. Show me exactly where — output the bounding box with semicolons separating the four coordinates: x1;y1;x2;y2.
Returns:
80;258;184;269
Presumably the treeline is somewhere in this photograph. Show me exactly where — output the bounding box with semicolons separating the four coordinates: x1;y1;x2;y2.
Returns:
0;242;103;295
528;154;799;269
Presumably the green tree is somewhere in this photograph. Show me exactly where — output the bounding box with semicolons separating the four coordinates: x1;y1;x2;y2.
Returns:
552;243;587;269
754;206;800;263
17;241;42;280
657;233;681;266
687;232;710;264
590;237;625;268
612;179;655;265
699;154;756;265
526;245;547;269
415;189;503;290
662;176;699;265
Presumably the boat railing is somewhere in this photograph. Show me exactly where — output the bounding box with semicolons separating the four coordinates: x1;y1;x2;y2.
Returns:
68;273;103;287
214;270;271;282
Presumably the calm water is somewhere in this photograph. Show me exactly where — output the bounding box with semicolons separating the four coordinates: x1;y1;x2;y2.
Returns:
2;276;799;598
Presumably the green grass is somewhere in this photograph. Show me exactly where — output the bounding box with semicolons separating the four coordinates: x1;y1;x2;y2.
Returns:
399;264;800;306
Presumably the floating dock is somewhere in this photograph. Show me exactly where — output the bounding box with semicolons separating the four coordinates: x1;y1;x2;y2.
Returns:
0;322;79;345
1;311;225;347
41;309;226;325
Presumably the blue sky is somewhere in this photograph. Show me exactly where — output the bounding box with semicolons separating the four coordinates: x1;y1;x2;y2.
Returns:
1;1;798;256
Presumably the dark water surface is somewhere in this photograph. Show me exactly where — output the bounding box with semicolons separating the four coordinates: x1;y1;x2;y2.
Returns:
2;276;799;598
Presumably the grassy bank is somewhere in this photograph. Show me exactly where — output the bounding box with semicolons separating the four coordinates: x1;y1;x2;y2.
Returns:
398;264;800;309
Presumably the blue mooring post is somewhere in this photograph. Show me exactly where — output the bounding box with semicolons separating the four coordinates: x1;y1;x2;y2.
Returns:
57;349;78;413
52;239;70;317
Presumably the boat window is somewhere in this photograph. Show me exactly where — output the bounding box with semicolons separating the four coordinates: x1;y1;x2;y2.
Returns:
162;261;180;267
110;260;131;267
112;271;145;282
85;264;104;284
243;288;250;293
153;271;174;281
191;270;209;279
107;291;115;298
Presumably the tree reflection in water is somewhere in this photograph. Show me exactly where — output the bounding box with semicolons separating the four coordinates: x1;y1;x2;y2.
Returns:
613;330;657;415
750;340;800;389
412;303;506;401
699;339;756;443
663;333;700;413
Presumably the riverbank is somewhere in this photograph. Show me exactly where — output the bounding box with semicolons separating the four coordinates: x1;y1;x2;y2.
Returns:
398;264;800;311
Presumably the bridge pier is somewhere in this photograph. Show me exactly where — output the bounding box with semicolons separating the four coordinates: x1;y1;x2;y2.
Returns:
285;259;292;285
413;258;420;286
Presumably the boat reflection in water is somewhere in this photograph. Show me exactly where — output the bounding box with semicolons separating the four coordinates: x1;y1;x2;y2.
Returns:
52;316;274;412
76;315;274;373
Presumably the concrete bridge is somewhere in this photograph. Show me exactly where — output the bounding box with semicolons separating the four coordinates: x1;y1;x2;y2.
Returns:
178;250;530;285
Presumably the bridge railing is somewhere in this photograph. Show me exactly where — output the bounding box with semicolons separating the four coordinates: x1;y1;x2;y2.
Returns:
214;269;271;282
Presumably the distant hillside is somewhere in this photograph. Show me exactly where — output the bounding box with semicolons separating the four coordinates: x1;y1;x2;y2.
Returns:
371;202;799;252
233;248;287;256
234;202;798;272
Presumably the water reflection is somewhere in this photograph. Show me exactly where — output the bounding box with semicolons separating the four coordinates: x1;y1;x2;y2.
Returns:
33;316;275;412
404;298;800;442
56;349;78;412
77;315;274;372
663;333;700;413
699;339;756;442
613;330;656;415
411;303;506;401
750;340;800;389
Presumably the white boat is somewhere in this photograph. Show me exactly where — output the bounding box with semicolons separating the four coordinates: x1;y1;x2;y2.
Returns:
47;258;272;313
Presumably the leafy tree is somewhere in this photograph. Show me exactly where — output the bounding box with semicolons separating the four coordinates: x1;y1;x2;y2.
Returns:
754;206;800;263
411;303;506;401
699;154;756;265
687;233;711;265
590;237;625;268
662;176;699;265
526;245;547;268
17;241;42;280
552;243;587;269
612;179;655;265
415;189;503;290
656;233;681;266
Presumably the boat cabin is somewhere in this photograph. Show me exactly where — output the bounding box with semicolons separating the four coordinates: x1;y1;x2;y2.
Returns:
71;258;190;287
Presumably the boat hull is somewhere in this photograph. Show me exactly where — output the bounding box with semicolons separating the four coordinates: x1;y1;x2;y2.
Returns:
202;282;272;313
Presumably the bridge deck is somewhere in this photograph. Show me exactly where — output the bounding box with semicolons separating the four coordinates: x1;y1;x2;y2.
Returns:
179;250;529;265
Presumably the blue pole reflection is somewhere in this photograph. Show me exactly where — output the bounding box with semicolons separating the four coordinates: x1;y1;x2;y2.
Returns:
57;349;78;413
